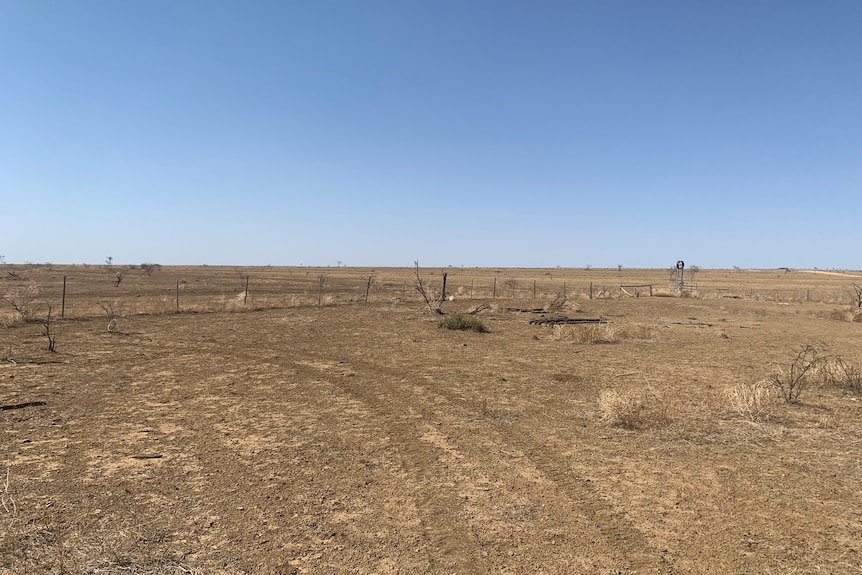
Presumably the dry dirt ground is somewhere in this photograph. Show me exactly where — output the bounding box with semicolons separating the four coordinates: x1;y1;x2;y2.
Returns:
2;265;861;574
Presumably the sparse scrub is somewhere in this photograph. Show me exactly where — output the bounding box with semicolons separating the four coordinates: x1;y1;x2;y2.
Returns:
42;304;61;352
814;355;862;396
849;283;862;310
439;314;489;333
140;262;162;277
725;380;780;421
414;261;442;314
99;300;126;333
112;266;133;287
771;343;825;403
2;282;40;322
598;388;672;429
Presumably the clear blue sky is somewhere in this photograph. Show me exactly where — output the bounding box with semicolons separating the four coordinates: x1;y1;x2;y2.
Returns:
2;1;860;269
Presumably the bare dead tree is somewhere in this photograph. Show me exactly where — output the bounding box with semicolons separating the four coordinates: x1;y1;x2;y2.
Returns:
113;267;131;287
414;261;442;314
850;283;862;310
548;286;567;312
43;305;60;352
140;263;162;277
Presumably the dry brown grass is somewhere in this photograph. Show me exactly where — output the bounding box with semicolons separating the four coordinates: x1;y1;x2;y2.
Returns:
812;355;862;395
724;379;781;421
598;387;674;429
3;264;862;574
552;322;656;344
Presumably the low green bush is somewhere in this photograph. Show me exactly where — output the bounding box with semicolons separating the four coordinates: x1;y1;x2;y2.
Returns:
439;314;489;333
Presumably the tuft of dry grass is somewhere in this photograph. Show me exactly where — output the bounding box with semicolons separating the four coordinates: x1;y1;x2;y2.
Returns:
812;355;862;396
724;380;781;421
553;323;655;344
1;467;16;525
598;388;673;429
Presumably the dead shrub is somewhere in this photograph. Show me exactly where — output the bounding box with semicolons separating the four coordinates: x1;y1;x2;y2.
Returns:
813;356;862;396
598;388;672;429
725;380;780;421
2;282;40;322
772;343;825;403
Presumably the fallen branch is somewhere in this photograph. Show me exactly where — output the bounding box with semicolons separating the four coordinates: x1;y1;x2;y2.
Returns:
1;401;47;411
529;317;603;326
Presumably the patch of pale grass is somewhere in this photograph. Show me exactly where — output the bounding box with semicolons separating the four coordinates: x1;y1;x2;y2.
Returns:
571;324;617;344
598;388;673;429
553;323;655;344
815;407;855;430
812;356;862;395
724;380;780;421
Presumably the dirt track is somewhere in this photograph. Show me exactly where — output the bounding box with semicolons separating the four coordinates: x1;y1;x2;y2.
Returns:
2;266;862;574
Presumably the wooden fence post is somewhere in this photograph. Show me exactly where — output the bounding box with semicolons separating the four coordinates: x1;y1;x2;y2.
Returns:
61;275;67;318
244;276;249;305
493;278;497;299
176;279;180;313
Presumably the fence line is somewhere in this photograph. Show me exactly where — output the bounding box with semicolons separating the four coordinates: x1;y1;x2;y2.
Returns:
1;269;856;323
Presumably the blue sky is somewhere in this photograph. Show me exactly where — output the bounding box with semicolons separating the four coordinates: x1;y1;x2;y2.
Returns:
2;1;860;268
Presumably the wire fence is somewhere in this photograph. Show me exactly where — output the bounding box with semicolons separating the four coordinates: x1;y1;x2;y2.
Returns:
1;265;858;324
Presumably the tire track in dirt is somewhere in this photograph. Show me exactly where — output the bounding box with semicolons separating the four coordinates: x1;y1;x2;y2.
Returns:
316;354;674;574
290;359;492;574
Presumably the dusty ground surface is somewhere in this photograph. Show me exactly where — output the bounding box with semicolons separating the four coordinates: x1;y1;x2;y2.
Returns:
2;265;861;574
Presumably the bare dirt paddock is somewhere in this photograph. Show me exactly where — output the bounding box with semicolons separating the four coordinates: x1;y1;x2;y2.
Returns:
2;265;861;574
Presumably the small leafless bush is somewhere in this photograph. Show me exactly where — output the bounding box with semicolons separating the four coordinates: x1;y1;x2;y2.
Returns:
42;305;61;352
140;263;162;277
414;261;442;314
2;282;40;322
725;380;780;421
547;287;567;312
99;300;126;333
112;266;133;287
771;343;825;403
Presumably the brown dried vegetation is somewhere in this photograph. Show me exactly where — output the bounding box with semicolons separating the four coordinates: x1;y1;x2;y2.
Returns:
2;265;862;574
